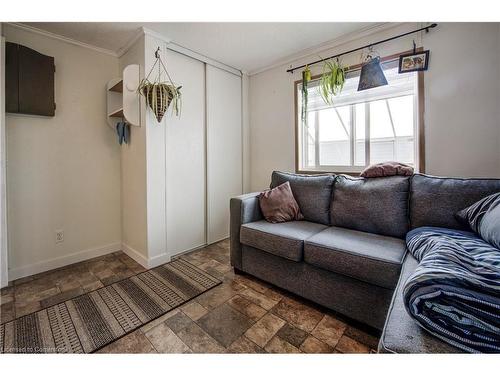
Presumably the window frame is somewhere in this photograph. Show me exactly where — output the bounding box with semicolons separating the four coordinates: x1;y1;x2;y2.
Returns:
294;50;426;175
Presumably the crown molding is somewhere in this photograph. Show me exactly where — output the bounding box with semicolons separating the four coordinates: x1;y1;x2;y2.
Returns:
7;23;241;76
141;27;172;45
247;22;412;76
115;27;172;58
166;41;242;77
6;22;408;78
103;26;172;58
120;27;241;77
6;22;118;57
115;27;144;57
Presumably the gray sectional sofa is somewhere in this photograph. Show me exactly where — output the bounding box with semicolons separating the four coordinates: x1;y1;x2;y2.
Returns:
230;171;500;353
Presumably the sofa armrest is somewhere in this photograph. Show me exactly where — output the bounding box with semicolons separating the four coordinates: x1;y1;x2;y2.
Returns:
230;192;263;270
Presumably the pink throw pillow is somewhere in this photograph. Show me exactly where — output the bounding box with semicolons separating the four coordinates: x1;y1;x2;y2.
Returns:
360;161;414;178
259;182;304;223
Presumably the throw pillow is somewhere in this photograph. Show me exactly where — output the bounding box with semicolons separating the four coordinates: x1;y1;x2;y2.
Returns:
360;161;414;178
259;181;304;223
455;192;500;249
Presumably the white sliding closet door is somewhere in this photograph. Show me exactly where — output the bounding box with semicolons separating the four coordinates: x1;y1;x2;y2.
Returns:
165;50;206;256
206;65;243;244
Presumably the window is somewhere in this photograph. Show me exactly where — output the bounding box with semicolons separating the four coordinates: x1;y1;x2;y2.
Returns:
296;59;422;173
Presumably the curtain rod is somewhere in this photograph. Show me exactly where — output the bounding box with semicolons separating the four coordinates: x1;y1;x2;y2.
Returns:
286;23;438;74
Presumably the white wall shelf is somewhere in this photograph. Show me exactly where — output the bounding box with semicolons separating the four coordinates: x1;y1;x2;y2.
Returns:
106;64;140;128
109;80;123;93
108;108;124;118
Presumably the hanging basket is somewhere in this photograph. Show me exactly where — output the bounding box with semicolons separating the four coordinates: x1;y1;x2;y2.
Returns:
138;47;182;123
139;82;181;123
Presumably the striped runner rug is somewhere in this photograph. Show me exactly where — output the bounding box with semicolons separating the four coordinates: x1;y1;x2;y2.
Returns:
0;258;221;353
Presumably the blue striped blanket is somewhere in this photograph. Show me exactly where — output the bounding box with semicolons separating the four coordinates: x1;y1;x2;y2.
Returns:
403;227;500;353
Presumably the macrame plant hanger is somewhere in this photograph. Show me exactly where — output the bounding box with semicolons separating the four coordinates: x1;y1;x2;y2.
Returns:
138;47;182;123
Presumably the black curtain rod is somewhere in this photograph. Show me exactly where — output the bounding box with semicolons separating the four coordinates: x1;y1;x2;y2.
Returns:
286;23;438;73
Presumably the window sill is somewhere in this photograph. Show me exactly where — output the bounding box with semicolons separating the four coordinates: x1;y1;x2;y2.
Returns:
296;169;361;177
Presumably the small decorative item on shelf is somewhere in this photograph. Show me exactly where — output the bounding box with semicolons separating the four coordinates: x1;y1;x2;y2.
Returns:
138;47;182;123
358;47;388;91
301;65;312;124
319;58;346;105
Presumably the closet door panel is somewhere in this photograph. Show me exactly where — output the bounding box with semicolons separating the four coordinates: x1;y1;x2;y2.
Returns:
165;50;206;256
206;66;242;243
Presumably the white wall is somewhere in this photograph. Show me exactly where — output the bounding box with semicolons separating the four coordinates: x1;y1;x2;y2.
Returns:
118;35;149;264
423;23;500;177
242;73;251;193
144;34;169;266
4;24;121;279
249;23;500;191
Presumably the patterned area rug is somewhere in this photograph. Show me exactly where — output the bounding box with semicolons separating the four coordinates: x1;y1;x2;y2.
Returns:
0;258;221;353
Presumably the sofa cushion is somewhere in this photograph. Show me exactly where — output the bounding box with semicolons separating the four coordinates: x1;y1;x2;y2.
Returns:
270;171;335;225
304;226;407;289
240;220;327;262
410;174;500;230
331;175;410;238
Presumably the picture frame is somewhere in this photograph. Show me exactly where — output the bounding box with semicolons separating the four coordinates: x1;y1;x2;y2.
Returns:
398;50;430;73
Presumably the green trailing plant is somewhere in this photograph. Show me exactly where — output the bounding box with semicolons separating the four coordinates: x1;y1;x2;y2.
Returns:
138;47;182;123
301;66;312;124
138;79;182;123
319;59;346;105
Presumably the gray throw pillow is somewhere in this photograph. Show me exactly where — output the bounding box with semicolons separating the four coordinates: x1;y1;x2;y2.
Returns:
455;192;500;249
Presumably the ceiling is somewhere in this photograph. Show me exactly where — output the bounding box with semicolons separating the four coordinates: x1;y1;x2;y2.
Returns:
22;22;375;73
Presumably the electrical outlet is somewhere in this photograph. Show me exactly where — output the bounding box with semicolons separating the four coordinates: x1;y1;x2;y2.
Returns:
55;230;64;244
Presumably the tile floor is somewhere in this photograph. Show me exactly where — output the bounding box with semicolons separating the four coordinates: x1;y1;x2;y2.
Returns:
0;239;380;353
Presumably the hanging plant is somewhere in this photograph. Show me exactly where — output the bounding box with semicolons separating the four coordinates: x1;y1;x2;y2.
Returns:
138;80;181;122
301;66;312;124
138;47;182;123
319;59;346;105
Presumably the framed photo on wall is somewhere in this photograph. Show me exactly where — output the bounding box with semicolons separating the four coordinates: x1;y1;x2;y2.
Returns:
398;50;430;73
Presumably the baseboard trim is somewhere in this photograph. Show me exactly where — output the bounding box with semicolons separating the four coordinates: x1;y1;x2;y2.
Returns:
207;236;229;246
123;246;170;269
148;252;171;268
8;240;209;281
121;242;150;269
171;242;208;259
8;242;122;281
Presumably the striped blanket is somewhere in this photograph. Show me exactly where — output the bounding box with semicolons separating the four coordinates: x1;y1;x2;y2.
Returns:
403;227;500;353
